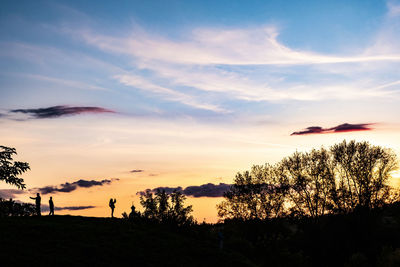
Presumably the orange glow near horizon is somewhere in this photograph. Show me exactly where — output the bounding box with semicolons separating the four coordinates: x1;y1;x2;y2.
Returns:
1;117;400;222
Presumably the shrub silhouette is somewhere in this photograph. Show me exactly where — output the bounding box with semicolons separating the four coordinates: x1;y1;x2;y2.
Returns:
0;198;36;217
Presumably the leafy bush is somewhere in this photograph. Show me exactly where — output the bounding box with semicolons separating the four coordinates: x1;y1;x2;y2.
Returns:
0;198;36;217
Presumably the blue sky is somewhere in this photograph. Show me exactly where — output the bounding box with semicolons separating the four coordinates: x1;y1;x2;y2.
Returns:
1;0;400;220
1;0;399;121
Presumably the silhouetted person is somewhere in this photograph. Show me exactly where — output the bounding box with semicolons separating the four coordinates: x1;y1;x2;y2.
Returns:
109;198;116;218
49;196;54;216
30;193;41;216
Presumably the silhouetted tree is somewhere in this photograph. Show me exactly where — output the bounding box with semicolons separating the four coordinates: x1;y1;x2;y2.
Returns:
217;164;288;220
139;189;193;225
0;146;30;189
155;189;169;221
218;140;399;220
169;190;193;225
330;140;398;211
140;190;158;219
280;148;336;218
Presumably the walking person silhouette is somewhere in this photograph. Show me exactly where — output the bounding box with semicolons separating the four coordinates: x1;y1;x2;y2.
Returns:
109;198;117;218
49;196;54;216
30;193;41;216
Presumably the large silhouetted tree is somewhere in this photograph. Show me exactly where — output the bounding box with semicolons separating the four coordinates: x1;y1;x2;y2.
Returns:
330;140;397;211
217;164;288;220
218;140;399;220
0;146;30;189
280;148;336;218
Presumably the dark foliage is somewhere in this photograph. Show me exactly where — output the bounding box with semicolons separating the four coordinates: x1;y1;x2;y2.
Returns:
217;164;288;220
218;140;399;220
136;189;194;226
0;198;36;217
220;202;400;267
0;145;30;189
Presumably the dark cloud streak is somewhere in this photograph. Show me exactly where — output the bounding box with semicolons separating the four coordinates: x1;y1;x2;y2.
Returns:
11;105;115;119
137;183;231;198
130;169;144;173
35;179;119;195
184;183;231;197
291;123;373;136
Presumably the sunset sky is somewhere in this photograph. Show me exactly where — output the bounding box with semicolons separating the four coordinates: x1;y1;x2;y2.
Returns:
1;0;400;222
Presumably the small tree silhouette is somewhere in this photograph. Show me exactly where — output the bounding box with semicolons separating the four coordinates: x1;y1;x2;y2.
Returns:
140;190;158;219
155;189;169;221
169;190;193;225
139;189;193;225
0;146;30;189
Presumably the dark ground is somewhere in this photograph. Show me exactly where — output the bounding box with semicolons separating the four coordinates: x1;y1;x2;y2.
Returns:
0;215;252;266
2;204;400;267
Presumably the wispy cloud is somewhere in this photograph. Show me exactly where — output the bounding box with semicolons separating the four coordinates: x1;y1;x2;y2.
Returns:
4;3;400;121
73;20;400;106
291;123;374;136
11;105;115;119
115;74;227;113
80;26;400;66
21;74;110;91
33;178;119;194
137;183;230;198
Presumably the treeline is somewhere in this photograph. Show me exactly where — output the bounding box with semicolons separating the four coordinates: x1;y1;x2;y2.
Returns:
218;140;400;220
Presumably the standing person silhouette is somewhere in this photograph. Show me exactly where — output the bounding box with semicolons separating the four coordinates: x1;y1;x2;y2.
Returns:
109;198;116;218
30;193;41;216
49;196;54;216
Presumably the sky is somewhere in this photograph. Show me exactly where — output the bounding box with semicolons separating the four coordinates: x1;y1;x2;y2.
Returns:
1;0;400;222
